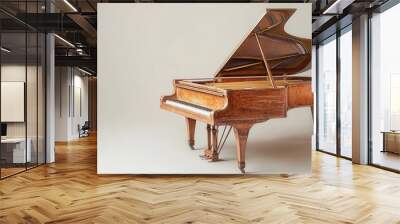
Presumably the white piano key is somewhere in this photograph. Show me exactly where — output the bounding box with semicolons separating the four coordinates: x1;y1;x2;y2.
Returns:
165;100;211;117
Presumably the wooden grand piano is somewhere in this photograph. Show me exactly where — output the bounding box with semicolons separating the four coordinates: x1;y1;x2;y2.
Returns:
160;9;313;173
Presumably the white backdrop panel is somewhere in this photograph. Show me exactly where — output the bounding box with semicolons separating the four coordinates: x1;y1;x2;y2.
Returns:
98;3;312;174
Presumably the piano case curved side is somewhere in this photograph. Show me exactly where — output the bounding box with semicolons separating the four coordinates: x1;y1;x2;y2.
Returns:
214;87;288;125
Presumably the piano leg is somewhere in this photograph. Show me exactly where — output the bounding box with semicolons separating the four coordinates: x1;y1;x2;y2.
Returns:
186;118;196;149
310;105;314;120
207;124;211;150
203;125;219;161
233;123;253;174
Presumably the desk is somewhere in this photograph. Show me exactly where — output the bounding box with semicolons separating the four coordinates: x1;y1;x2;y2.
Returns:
1;138;31;164
382;131;400;154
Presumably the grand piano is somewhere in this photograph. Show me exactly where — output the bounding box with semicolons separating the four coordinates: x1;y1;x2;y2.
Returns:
160;9;313;173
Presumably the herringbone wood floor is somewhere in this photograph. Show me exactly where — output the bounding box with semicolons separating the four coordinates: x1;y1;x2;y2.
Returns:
1;135;400;224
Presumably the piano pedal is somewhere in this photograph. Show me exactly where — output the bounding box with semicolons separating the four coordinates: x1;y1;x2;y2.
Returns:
199;154;208;160
199;155;221;161
207;158;223;162
239;162;245;174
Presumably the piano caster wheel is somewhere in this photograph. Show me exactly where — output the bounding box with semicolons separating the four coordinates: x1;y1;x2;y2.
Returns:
188;140;195;150
199;154;207;160
202;149;219;161
239;162;245;174
208;157;219;162
199;154;219;161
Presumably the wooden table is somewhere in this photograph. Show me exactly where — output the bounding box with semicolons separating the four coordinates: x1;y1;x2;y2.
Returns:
381;131;400;154
1;138;32;166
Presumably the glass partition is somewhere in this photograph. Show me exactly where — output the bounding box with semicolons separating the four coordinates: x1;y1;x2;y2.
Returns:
0;1;46;179
38;32;46;165
0;31;28;177
339;26;352;158
317;35;337;154
27;31;38;169
371;3;400;171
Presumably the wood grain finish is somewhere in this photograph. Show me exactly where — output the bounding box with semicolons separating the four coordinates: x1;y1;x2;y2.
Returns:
205;80;305;90
254;33;276;87
217;9;311;77
1;135;400;223
287;83;313;108
215;87;287;123
176;87;226;110
203;125;219;161
233;123;253;173
185;118;196;148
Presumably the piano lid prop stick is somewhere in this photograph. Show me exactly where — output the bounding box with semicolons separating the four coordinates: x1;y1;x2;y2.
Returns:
255;33;277;88
223;61;263;72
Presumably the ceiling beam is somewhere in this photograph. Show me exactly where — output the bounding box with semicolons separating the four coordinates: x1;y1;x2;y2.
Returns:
67;13;97;39
55;55;96;68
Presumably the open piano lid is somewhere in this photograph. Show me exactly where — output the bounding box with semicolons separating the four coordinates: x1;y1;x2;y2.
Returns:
216;9;311;78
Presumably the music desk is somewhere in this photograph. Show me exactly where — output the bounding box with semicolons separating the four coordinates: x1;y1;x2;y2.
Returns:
1;138;32;164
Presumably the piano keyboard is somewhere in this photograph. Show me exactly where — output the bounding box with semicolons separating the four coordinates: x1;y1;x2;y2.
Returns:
165;99;212;117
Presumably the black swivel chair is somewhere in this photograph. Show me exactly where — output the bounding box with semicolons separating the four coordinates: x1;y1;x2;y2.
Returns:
79;121;90;138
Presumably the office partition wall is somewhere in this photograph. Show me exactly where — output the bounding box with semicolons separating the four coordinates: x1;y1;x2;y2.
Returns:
316;24;353;159
317;35;337;155
315;0;400;170
0;1;47;179
370;3;400;171
0;31;28;177
339;27;352;158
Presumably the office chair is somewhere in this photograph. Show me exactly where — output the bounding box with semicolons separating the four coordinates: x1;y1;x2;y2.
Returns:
79;121;90;138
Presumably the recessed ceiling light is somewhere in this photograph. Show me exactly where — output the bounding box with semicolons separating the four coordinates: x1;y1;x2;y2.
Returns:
1;47;11;53
78;67;93;76
323;0;354;15
54;34;75;48
63;0;78;12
